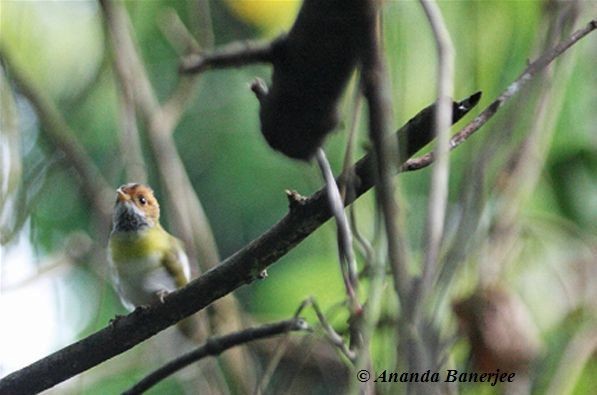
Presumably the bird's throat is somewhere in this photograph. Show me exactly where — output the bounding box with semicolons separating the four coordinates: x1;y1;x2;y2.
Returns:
112;203;150;233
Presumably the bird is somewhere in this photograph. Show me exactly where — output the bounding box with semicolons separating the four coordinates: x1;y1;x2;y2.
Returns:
108;183;190;311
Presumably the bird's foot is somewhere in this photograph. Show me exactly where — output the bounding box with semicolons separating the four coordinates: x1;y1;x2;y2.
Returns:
258;269;268;279
156;290;170;303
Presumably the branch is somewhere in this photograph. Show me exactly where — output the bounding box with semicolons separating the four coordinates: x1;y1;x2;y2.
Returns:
0;48;113;228
123;318;308;395
157;8;205;137
302;298;356;363
402;19;597;173
360;0;411;309
418;0;455;311
546;326;597;395
355;11;419;395
315;149;360;312
180;39;275;73
113;47;148;184
0;92;479;394
353;3;405;394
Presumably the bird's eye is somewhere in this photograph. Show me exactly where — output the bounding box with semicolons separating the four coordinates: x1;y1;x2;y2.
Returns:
138;196;147;205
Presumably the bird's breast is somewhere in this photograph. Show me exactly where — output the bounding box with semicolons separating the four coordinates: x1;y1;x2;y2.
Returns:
109;227;170;261
108;228;178;309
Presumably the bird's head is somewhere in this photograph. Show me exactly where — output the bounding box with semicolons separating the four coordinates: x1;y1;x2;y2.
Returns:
112;183;160;233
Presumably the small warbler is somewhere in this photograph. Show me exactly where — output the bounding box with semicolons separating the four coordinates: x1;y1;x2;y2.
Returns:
108;183;190;311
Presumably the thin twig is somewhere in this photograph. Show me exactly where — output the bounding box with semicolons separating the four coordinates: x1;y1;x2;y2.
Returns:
157;8;201;56
111;32;147;184
546;326;597;395
417;0;455;319
193;0;215;50
305;297;357;363
123;318;308;395
157;8;204;136
341;81;375;266
252;298;314;395
180;39;276;74
353;3;401;394
482;5;580;285
402;19;597;173
254;329;296;395
315;149;361;312
0;48;113;228
340;76;364;195
360;0;411;306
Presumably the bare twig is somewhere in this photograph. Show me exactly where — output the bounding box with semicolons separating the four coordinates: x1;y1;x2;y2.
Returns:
254;327;298;395
315;149;361;312
157;8;201;56
0;66;22;243
99;0;159;115
340;80;364;191
193;0;215;50
418;0;455;313
546;326;597;395
342;87;375;270
113;50;147;183
158;8;204;135
353;3;402;394
402;19;597;173
360;1;411;309
123;318;308;395
253;299;320;395
180;39;276;74
2;232;92;290
0;48;113;229
301;297;357;363
482;4;580;284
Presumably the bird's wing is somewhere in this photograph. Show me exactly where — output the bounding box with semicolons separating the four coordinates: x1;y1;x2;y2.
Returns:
161;236;191;288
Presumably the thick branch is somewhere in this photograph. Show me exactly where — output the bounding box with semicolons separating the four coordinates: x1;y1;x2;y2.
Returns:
0;92;478;394
124;318;308;395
